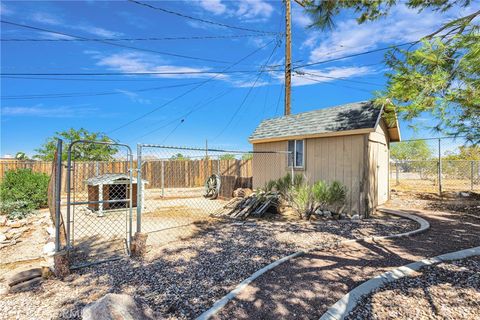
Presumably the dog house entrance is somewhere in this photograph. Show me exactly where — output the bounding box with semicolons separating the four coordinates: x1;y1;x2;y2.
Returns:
109;183;128;209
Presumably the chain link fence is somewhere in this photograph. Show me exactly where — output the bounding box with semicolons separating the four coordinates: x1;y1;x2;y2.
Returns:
136;145;288;247
65;141;134;267
389;136;480;194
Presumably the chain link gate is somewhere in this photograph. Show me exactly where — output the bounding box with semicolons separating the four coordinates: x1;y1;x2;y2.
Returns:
66;140;134;267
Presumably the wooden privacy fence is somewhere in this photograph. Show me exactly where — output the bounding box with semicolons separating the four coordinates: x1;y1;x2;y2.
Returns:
0;159;253;193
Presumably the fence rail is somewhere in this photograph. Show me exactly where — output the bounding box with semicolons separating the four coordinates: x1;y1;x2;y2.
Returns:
0;158;253;193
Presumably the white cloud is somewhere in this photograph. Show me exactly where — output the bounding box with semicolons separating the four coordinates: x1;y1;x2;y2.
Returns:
1;105;98;118
116;89;151;104
31;12;62;25
307;4;460;62
196;0;227;15
91;52;225;80
291;66;375;87
192;0;274;22
0;3;13;16
75;25;122;38
292;4;311;28
236;0;273;20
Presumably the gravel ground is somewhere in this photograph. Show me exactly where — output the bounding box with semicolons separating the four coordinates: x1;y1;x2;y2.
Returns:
214;206;480;320
0;215;416;320
346;256;480;320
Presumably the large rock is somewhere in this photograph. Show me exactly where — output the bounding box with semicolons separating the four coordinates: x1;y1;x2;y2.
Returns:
82;294;154;320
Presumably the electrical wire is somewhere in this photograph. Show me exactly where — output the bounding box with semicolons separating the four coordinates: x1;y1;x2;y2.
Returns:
106;39;277;135
1;20;237;64
0;69;283;76
296;70;385;87
213;39;282;140
128;0;277;35
295;74;375;93
1;34;275;42
1;81;205;100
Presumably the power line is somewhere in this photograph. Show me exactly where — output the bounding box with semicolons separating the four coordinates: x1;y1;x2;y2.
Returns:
0;68;283;76
1;76;204;82
128;0;277;35
1;34;275;42
1;81;205;100
1;20;235;64
131;86;235;142
161;119;185;144
213;39;282;140
295;74;374;93
293;41;419;69
295;70;384;87
106;39;277;135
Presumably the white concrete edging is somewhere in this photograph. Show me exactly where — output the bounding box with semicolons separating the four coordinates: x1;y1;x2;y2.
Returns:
319;246;480;320
197;209;428;320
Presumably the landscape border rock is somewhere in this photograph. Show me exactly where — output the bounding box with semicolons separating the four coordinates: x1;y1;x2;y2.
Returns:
82;293;154;320
196;208;429;320
319;246;480;320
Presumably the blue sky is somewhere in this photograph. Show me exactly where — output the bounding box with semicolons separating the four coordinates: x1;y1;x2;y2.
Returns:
1;0;476;157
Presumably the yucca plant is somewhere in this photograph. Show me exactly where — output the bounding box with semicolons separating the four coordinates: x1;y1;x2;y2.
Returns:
327;181;347;213
290;184;315;220
312;180;329;210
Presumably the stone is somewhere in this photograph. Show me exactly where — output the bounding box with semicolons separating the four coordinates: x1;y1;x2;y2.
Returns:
0;285;9;296
459;192;470;197
46;227;55;237
323;211;332;218
43;242;56;256
0;232;6;242
6;220;25;228
9;277;43;293
351;214;361;220
7;268;43;287
314;209;323;216
82;293;154;320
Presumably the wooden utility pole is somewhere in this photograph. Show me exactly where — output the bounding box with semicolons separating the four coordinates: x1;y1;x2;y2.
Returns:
284;0;292;115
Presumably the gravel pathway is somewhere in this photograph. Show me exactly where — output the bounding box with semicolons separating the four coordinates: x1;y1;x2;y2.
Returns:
214;208;480;320
0;216;415;320
346;256;480;320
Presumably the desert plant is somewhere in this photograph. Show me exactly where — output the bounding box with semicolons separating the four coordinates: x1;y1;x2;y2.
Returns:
0;200;33;220
312;180;329;210
328;181;347;213
289;184;315;220
0;169;49;218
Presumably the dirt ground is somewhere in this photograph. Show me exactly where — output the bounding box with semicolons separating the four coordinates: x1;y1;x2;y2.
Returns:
0;210;417;319
388;189;480;217
0;210;52;287
346;256;480;320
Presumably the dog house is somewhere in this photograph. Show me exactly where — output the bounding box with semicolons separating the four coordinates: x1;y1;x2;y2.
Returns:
86;173;147;215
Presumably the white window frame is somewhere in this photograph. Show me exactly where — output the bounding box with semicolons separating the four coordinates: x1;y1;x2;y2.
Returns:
287;139;305;169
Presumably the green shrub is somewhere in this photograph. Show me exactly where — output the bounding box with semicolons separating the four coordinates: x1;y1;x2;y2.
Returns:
0;169;49;218
0;200;33;220
290;184;315;220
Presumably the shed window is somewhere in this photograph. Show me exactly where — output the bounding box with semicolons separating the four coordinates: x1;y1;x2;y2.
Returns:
288;140;304;168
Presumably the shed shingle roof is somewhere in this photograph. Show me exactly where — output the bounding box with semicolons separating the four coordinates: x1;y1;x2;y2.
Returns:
249;101;382;142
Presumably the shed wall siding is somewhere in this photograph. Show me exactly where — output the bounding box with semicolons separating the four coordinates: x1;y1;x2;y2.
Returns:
367;119;390;207
253;134;366;214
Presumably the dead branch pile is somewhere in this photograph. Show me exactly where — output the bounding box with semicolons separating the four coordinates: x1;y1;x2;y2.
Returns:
213;190;279;220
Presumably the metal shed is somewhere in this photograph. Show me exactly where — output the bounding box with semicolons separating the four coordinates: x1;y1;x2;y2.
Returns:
86;173;147;216
249;101;401;217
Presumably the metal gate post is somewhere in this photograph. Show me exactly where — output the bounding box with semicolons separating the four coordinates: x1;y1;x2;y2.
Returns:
396;161;399;186
136;144;142;233
471;160;475;191
438;138;442;195
128;150;134;247
55;139;63;252
66;143;73;248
